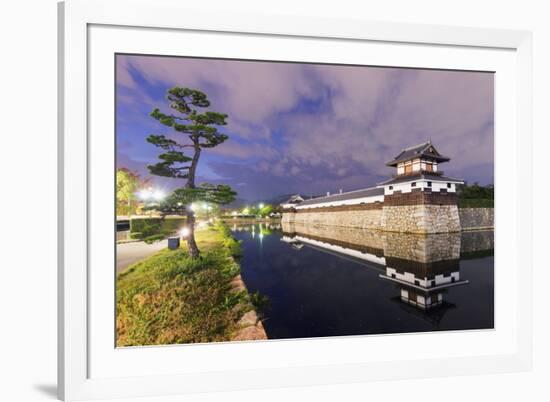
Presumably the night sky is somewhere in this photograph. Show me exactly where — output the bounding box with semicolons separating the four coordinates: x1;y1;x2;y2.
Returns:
116;54;494;202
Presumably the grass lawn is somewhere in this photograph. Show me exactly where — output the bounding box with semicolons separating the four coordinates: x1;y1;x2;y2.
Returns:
116;222;259;347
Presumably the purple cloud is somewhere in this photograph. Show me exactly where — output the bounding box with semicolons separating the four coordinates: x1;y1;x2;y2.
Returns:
116;55;494;200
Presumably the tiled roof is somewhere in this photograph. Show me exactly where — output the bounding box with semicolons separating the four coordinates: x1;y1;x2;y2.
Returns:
377;172;463;186
297;187;384;206
387;141;450;166
282;194;306;204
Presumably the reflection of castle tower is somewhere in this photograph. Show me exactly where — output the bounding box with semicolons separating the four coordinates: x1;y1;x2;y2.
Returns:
379;232;467;310
281;222;474;314
381;257;467;310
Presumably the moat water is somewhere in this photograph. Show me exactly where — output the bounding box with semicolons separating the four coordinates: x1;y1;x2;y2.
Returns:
230;222;494;340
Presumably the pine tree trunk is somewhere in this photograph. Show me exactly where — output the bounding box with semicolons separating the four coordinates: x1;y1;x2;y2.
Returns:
185;141;201;258
186;210;200;258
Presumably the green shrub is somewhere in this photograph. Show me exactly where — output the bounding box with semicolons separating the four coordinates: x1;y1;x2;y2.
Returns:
160;217;186;233
130;217;187;240
223;237;242;257
130;218;162;237
143;234;166;244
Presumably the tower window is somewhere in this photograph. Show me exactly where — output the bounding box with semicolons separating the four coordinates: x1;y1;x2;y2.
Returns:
447;183;451;188
389;186;393;190
427;181;432;187
411;182;416;187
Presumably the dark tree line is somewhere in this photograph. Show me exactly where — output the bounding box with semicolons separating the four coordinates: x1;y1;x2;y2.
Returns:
456;183;494;200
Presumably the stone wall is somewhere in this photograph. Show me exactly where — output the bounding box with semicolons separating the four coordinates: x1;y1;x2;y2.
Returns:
282;208;382;230
459;208;494;230
282;203;492;234
381;205;461;234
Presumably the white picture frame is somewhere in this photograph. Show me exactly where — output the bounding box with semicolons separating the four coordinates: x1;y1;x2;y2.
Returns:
58;0;533;400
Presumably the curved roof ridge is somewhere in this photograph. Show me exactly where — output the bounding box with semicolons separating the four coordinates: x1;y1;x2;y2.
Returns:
400;141;430;152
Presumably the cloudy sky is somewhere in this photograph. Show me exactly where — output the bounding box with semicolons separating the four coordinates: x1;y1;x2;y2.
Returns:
116;54;494;201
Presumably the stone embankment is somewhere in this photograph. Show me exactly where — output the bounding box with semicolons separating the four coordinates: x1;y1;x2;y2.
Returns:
283;207;382;230
230;275;267;341
283;206;493;233
459;208;494;231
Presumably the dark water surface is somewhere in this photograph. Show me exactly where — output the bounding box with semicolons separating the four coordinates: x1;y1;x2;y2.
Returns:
231;222;494;340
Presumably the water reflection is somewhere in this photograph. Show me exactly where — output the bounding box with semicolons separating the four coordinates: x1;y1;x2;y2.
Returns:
231;222;494;338
282;222;492;313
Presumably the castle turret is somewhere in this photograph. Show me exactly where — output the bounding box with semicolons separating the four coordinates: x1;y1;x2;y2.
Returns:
379;140;463;195
377;141;464;233
280;141;466;234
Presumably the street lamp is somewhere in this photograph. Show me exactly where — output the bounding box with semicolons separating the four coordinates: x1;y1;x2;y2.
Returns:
136;187;165;216
137;188;165;202
137;188;152;201
152;190;165;201
179;227;190;238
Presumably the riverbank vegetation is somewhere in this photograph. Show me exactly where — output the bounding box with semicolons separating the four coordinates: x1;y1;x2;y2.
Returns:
116;222;262;346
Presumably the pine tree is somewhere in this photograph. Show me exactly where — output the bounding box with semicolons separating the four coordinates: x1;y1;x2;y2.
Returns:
146;87;236;258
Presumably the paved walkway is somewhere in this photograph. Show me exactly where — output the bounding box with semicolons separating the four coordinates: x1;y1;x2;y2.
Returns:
116;240;168;273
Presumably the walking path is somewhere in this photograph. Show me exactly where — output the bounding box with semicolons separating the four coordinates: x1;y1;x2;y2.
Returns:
116;240;168;273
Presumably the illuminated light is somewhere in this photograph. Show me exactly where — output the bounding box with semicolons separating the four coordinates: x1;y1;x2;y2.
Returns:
259;203;264;208
190;203;197;211
179;227;190;238
137;189;152;200
152;190;165;201
231;211;237;216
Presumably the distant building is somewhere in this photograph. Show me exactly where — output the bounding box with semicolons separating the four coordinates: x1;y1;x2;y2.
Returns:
280;194;305;209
